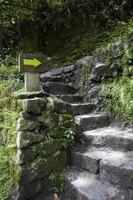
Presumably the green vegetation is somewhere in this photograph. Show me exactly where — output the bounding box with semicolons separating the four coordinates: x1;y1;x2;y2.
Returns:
49;168;68;193
102;77;133;122
42;111;76;149
0;0;133;198
0;110;20;200
41;110;75;193
0;61;22;199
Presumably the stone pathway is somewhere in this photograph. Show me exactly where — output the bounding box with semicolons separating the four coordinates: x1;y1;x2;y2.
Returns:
42;79;133;200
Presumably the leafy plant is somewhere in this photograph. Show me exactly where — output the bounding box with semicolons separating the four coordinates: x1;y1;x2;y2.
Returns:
49;168;68;193
102;76;133;122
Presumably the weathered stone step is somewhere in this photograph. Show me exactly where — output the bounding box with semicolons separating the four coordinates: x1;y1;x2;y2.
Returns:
70;103;96;115
65;169;132;200
82;127;133;151
71;148;133;189
100;151;133;189
48;97;95;115
56;94;83;103
42;81;76;95
74;113;110;131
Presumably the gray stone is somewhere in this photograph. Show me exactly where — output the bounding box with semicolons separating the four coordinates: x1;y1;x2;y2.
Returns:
11;180;44;200
65;169;130;200
100;151;133;189
70;148;99;174
16;91;49;99
15;139;61;164
56;94;83;103
42;82;76;95
75;113;110;131
19;152;67;183
47;97;71;113
16;131;45;148
63;65;75;73
17;118;39;131
82;127;133;151
47;97;96;115
22;98;46;114
90;62;120;82
70;103;96;115
75;56;91;68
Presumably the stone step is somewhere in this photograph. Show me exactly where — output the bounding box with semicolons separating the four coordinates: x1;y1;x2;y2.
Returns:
48;98;95;115
82;127;133;151
74;113;110;131
70;148;133;189
42;81;76;95
100;151;133;189
56;94;83;103
65;169;132;200
70;103;96;115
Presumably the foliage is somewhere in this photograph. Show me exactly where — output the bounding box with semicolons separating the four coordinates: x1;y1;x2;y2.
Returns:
0;62;22;200
1;0;133;59
49;168;68;193
0;109;20;200
41;110;75;193
42;111;76;149
102;77;133;122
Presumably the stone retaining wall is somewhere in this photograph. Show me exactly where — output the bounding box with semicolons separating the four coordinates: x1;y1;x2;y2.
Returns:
12;92;75;200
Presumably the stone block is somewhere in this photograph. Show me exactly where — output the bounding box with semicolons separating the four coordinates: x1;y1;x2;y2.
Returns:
16;131;46;149
19;152;67;183
17;118;39;131
22;98;46;114
15;140;62;164
12;180;44;200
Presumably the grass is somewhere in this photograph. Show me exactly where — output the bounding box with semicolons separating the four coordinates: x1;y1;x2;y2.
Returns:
0;63;22;199
102;76;133;122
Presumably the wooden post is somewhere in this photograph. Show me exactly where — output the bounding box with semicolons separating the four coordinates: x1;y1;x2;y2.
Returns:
18;53;46;92
24;73;40;92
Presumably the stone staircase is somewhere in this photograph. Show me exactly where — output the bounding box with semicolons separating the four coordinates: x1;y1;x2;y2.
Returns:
41;78;133;200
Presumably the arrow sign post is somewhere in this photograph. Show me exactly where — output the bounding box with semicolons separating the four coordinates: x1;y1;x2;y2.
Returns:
23;58;41;68
18;53;45;92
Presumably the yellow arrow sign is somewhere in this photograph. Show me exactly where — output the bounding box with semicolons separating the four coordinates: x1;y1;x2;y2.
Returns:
23;58;41;68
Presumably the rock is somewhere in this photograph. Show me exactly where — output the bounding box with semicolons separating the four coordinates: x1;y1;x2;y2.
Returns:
16;131;46;148
40;65;75;83
42;82;76;95
17;118;39;131
19;152;67;183
82;127;133;151
22;98;46;114
100;151;133;189
65;169;128;200
75;56;91;68
75;113;110;131
90;62;120;82
16;91;49;99
11;180;44;200
56;94;83;103
63;65;75;73
15;140;61;164
47;97;71;113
